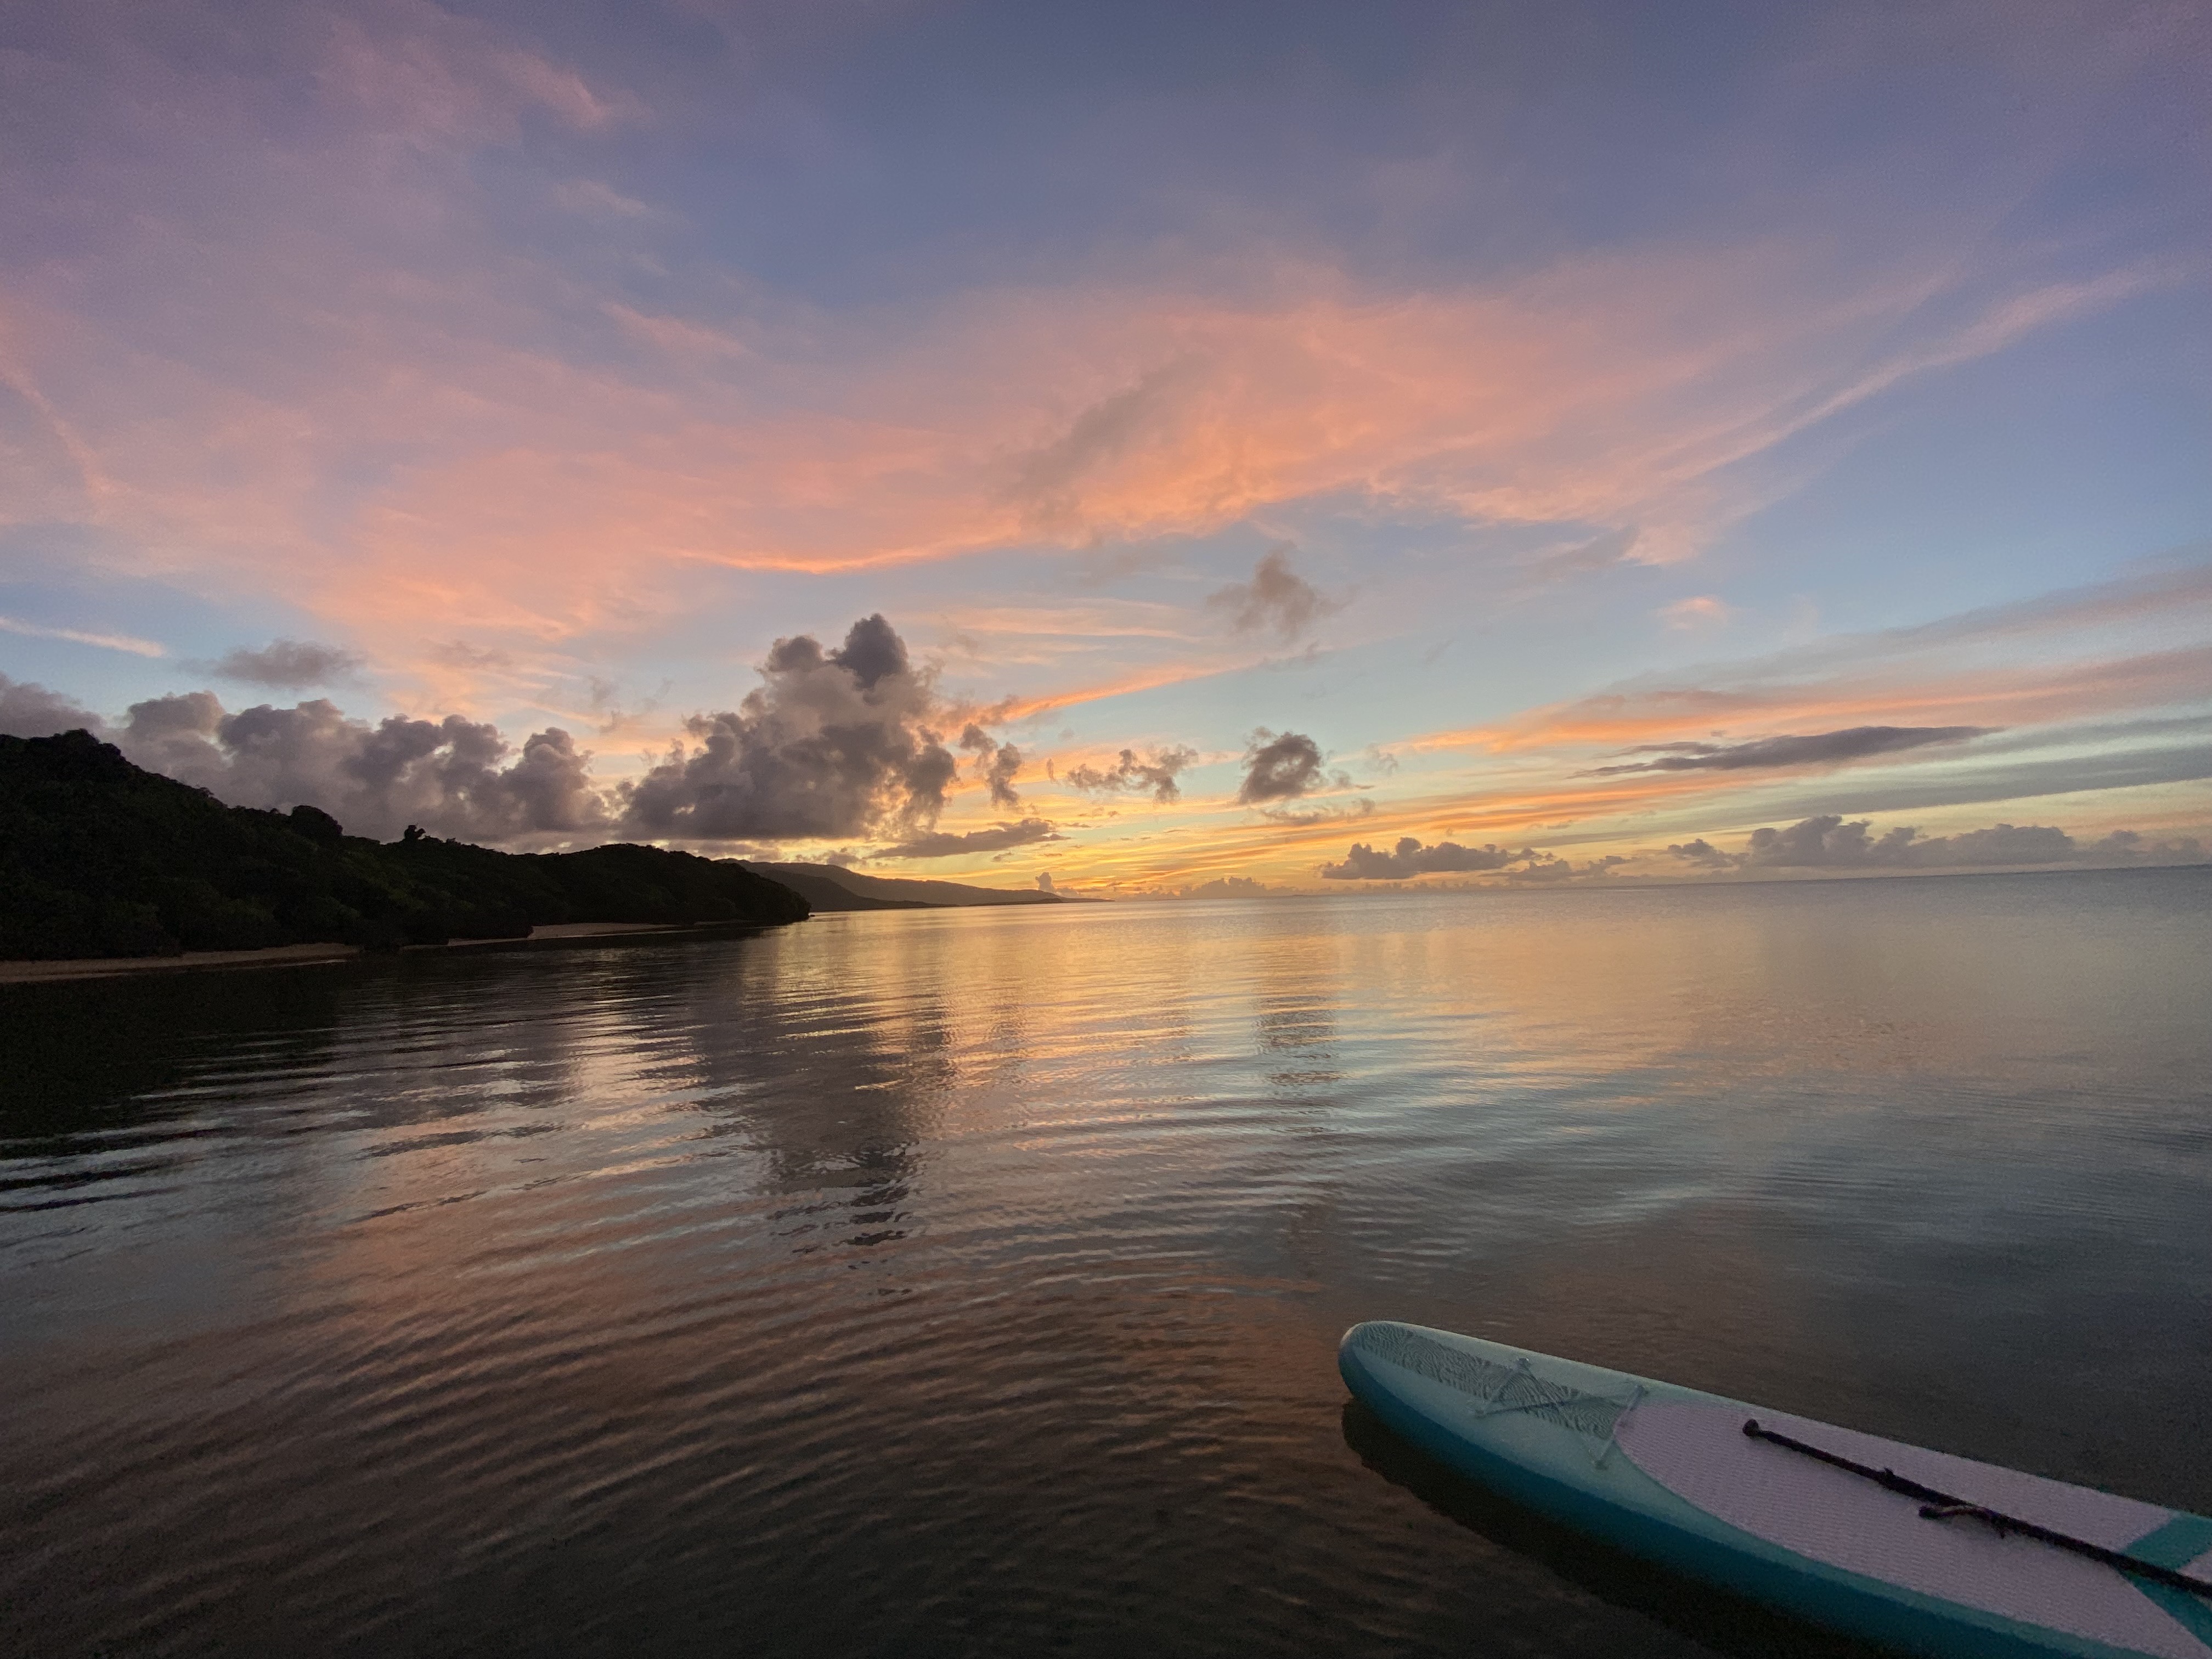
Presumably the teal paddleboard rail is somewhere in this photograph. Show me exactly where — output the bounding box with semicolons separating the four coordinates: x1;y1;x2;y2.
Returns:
1340;1321;2212;1659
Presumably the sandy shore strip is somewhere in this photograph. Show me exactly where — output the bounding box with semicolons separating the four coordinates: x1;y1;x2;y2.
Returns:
0;922;707;985
492;922;678;941
0;941;364;985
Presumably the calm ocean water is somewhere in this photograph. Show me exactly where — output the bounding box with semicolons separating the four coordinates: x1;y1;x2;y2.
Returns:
4;867;2209;1657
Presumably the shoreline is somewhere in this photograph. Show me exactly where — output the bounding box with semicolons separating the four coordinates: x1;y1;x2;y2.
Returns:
0;920;752;985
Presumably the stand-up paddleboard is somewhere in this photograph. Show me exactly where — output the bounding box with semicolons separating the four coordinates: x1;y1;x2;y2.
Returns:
1340;1322;2212;1658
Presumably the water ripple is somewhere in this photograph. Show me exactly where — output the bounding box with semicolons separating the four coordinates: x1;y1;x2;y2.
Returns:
3;870;2210;1656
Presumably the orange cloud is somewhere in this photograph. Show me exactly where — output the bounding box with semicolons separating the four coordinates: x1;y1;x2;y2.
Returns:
1013;628;2212;889
1413;645;2212;759
5;187;2165;662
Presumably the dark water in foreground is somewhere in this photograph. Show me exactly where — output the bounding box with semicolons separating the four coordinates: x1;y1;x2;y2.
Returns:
4;868;2210;1657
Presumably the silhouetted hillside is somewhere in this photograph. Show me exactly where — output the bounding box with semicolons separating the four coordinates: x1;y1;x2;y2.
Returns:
0;731;808;960
749;862;1072;911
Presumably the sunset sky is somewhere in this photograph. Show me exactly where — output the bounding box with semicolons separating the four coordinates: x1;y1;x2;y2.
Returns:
2;0;2208;892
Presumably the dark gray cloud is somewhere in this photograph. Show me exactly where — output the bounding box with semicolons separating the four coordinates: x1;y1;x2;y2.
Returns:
1319;836;1626;882
1064;744;1198;803
620;615;959;842
960;723;1022;809
876;817;1062;860
206;638;364;689
1007;361;1198;533
1319;836;1544;880
1722;742;2212;822
1664;837;1734;868
116;692;605;842
1586;725;1988;776
1206;545;1342;644
1694;814;2209;871
0;673;106;738
1238;729;1329;803
1035;871;1055;892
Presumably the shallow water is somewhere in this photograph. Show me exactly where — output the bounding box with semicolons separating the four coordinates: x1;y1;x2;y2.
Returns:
4;867;2210;1656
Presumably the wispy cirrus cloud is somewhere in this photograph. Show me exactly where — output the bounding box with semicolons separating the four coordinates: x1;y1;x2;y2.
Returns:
5;163;2171;666
1419;633;2212;761
0;614;163;657
1583;725;1990;776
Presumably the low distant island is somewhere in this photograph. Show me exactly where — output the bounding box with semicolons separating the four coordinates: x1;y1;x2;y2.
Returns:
0;730;1070;968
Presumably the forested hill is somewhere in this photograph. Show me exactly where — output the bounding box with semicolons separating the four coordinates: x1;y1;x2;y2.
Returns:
0;730;809;961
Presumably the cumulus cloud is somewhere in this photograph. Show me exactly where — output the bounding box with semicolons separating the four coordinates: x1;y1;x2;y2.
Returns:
960;723;1023;808
876;818;1063;860
1319;836;1545;880
1180;875;1273;899
0;673;107;738
1587;725;1989;776
1238;728;1345;804
32;615;1060;853
207;638;365;689
115;692;605;842
1206;545;1341;644
2088;828;2211;864
1319;836;1626;882
1678;814;2209;871
1064;744;1199;803
1502;854;1628;883
1035;871;1054;892
620;615;959;842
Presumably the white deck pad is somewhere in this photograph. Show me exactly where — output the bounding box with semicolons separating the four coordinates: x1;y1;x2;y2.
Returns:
1615;1400;2212;1659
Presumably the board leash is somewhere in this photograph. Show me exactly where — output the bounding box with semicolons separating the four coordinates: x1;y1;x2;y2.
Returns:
1740;1420;2212;1601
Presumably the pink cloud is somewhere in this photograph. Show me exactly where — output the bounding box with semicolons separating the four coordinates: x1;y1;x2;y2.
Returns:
1660;595;1736;630
0;2;2181;692
14;241;2158;668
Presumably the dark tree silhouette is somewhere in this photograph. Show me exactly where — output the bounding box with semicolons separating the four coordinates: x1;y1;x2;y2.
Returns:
0;731;808;961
